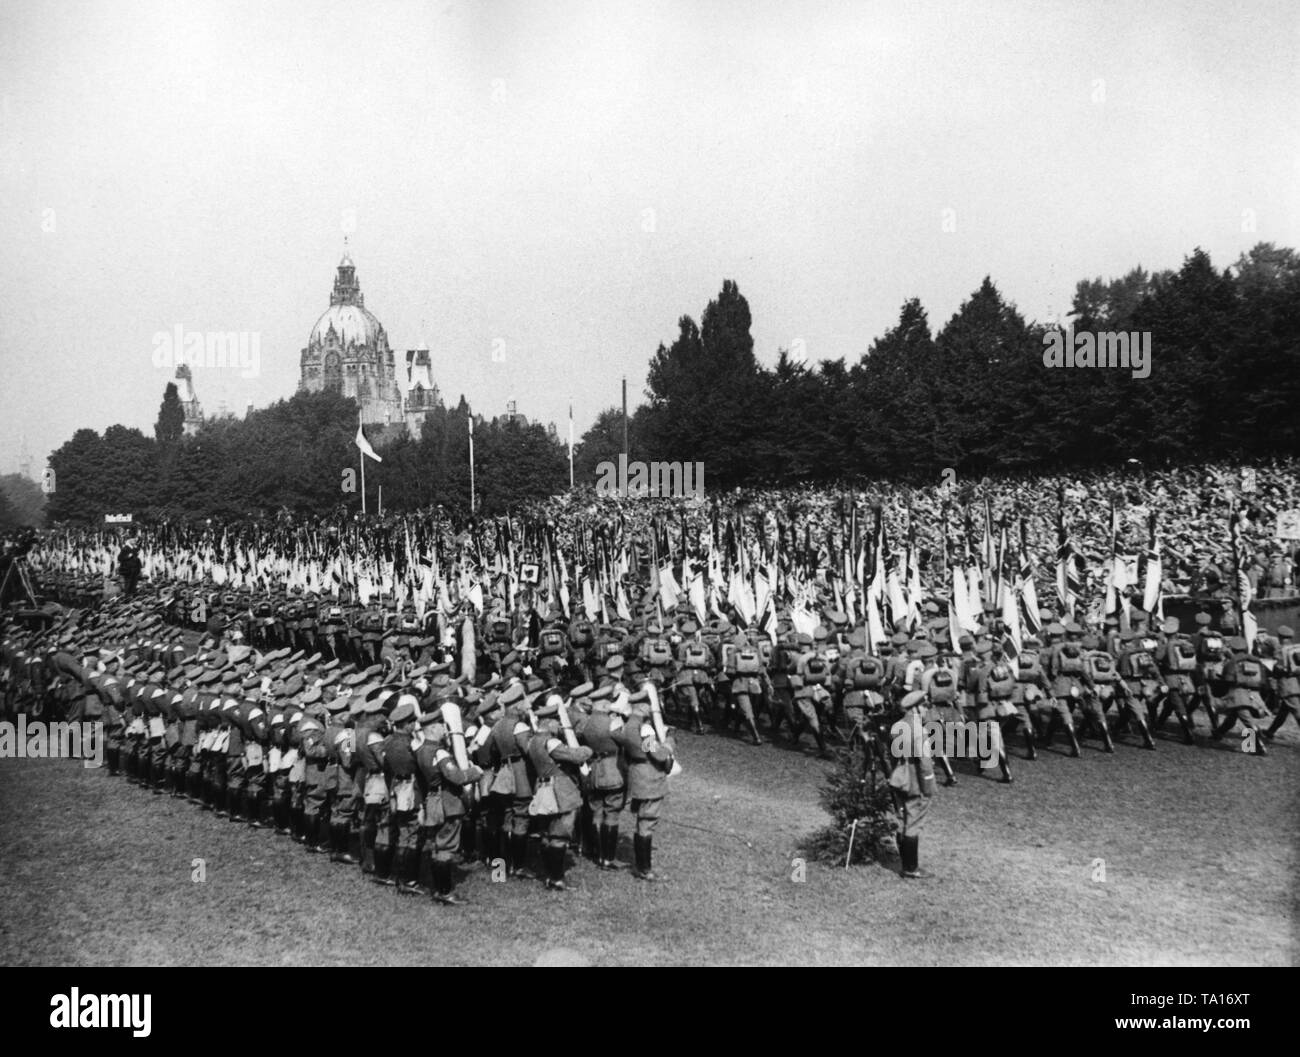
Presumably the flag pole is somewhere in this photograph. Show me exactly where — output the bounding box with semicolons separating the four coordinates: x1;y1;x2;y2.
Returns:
568;402;574;489
468;409;476;513
358;410;368;515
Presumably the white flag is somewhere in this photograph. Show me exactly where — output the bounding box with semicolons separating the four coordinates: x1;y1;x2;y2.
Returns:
355;423;382;462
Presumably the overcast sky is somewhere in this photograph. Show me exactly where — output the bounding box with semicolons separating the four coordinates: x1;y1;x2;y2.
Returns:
1;0;1296;474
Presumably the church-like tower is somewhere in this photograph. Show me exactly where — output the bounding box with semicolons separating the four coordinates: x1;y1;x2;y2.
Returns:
298;253;403;425
175;364;204;436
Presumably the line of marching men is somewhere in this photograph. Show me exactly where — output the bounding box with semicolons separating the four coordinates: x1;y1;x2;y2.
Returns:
0;603;679;905
36;570;1298;769
525;602;1299;772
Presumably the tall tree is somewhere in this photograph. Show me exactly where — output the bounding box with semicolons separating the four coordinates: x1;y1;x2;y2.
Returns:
155;382;186;445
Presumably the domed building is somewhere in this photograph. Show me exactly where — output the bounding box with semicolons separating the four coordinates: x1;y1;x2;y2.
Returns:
299;253;404;426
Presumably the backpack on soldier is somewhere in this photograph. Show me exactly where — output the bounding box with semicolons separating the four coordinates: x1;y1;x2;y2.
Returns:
683;643;711;669
539;628;565;657
803;656;829;685
1235;657;1265;690
643;637;673;667
987;663;1016;698
490;617;512;645
1167;639;1197;672
927;667;957;704
569;620;594;649
852;657;883;690
1087;652;1118;683
1016;652;1042;680
735;647;761;676
1057;644;1084;675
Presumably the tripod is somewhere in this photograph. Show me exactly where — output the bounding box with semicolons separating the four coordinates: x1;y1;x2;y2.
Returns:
0;555;39;608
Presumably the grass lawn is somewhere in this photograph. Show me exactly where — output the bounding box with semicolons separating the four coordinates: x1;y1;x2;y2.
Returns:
1;716;1295;966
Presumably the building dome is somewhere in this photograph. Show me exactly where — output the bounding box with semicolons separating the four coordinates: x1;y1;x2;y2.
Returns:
298;251;401;426
309;302;384;349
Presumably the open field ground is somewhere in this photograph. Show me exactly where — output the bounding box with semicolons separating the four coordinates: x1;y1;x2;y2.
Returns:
2;719;1296;966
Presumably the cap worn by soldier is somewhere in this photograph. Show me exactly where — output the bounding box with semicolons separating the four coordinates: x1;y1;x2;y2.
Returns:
1278;625;1295;641
900;690;926;711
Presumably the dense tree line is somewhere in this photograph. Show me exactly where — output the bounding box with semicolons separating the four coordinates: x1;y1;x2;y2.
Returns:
44;390;569;524
39;242;1298;524
574;243;1299;487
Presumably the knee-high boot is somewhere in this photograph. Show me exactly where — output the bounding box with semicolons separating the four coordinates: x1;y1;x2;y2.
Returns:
603;824;624;869
372;845;395;885
510;833;535;879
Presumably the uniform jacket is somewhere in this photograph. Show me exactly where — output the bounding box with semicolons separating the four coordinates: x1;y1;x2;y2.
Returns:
525;732;591;813
615;709;673;800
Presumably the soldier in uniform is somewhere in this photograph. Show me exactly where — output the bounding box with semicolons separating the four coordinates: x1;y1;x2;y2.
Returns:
889;690;936;879
574;682;628;869
1038;623;1082;756
1078;637;1119;753
1154;617;1200;742
526;715;594;890
381;697;423;892
673;623;714;734
415;707;484;905
1119;628;1180;743
971;640;1016;782
486;683;537;878
356;690;393;880
322;691;358;862
1264;625;1300;740
298;698;334;852
1010;635;1050;759
615;687;676;882
1210;637;1270;754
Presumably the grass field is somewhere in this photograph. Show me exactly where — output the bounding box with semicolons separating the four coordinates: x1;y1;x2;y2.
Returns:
1;718;1296;966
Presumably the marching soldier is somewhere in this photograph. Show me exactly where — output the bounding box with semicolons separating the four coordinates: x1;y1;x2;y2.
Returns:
1038;623;1082;756
1011;635;1050;759
1264;625;1300;740
1155;617;1200;742
971;640;1016;782
1211;638;1270;754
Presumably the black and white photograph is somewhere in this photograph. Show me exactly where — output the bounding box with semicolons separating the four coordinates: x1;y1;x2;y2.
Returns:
0;0;1296;999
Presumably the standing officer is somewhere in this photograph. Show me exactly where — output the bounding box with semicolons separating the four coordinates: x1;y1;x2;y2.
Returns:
526;714;594;890
415;708;484;905
322;691;357;862
487;683;537;879
382;696;423;892
890;690;936;879
574;682;627;870
615;686;676;882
